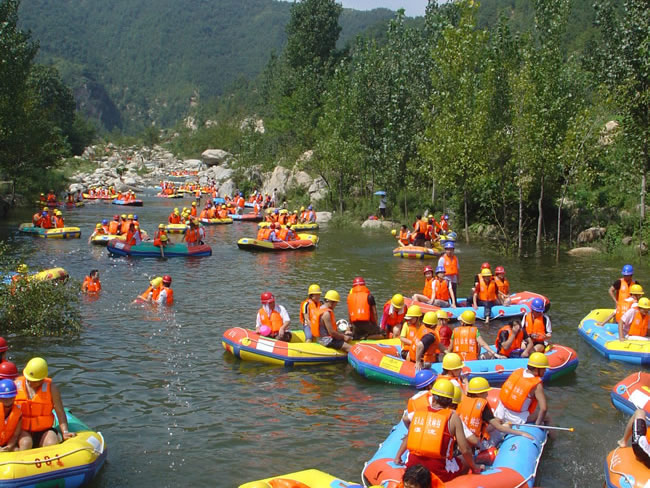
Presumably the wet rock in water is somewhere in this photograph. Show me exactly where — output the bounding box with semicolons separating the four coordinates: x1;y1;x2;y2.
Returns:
362;219;396;229
576;227;606;244
567;247;601;256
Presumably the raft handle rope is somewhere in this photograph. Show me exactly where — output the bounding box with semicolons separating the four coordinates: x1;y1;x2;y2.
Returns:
0;432;105;466
232;327;344;358
608;446;635;487
616;371;641;398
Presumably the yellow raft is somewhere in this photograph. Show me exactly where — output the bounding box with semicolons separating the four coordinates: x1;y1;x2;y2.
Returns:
258;221;319;231
165;223;188;234
19;224;81;239
239;469;357;488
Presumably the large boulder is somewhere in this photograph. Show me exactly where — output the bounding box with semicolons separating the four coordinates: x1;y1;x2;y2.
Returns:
202;149;232;166
577;227;607;244
315;211;332;224
567;247;602;256
289;171;313;190
123;176;137;187
262;166;291;195
218;179;235;197
308;176;328;202
183;159;202;170
361;219;395;230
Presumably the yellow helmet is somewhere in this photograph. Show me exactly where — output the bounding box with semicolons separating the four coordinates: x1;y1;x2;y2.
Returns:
192;202;197;206
405;305;423;318
459;310;476;325
308;284;322;295
436;310;450;320
300;206;305;211
173;208;179;212
391;229;397;236
528;352;549;369
430;378;455;399
630;284;644;295
23;357;48;382
43;207;48;211
160;235;168;242
17;264;29;274
95;223;102;229
422;311;438;326
150;277;163;287
121;214;127;219
174;210;180;215
324;290;340;302
158;224;166;229
442;352;464;370
452;385;462;405
391;294;405;309
467;377;491;394
638;297;650;309
480;268;492;277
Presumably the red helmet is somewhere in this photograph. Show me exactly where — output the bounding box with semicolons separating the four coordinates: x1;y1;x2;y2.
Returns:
495;266;505;275
260;292;274;303
113;215;119;220
0;361;18;379
423;265;434;275
352;277;366;287
0;337;7;353
480;262;491;270
162;275;172;284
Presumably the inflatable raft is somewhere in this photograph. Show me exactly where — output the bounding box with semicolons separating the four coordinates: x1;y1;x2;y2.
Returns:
165;223;188;234
348;342;578;387
111;199;143;206
222;328;399;367
605;446;649;488
83;193;115;200
237;233;318;252
403;291;549;322
19;224;81;239
107;239;212;258
239;469;360;488
2;267;68;285
156;193;183;199
258;221;319;231
393;246;441;259
230;213;263;222
578;309;650;365
363;418;547;488
611;372;650;420
0;410;107;488
199;217;233;225
64;201;84;209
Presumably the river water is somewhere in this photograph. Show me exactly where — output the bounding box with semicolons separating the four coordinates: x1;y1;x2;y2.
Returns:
1;195;648;487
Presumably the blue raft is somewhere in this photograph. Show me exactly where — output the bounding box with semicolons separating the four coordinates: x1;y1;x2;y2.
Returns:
107;239;212;258
111;199;143;206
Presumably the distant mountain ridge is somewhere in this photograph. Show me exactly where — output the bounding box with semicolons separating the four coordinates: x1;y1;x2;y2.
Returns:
18;0;395;132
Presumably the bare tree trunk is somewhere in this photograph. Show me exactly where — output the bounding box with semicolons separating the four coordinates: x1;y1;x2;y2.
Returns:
338;173;344;214
431;178;435;206
464;188;470;244
556;201;563;262
536;173;544;256
641;170;646;224
404;190;408;219
518;177;523;257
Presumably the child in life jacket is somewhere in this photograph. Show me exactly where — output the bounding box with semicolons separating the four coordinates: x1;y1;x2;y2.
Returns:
81;270;101;293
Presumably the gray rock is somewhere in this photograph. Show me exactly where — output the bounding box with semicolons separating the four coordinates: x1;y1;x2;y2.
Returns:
576;227;607;244
308;176;328;201
202;149;232;166
640;242;649;256
68;183;84;193
315;211;332;224
219;179;235;196
262;166;291;195
361;219;395;230
289;171;313;190
567;247;602;256
123;177;137;187
622;236;634;246
184;159;202;170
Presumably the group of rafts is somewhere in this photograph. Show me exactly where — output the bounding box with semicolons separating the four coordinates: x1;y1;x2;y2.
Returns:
224;276;580;487
391;214;455;260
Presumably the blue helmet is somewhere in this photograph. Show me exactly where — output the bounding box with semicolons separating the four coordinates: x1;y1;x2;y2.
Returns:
42;211;48;216
415;369;436;389
531;298;545;313
622;264;634;276
239;192;243;197
435;266;446;273
0;379;17;398
133;214;138;220
101;219;108;225
308;205;313;210
444;241;455;249
444;214;449;220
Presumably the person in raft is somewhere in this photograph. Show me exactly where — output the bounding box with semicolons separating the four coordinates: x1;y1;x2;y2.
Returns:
256;292;291;342
494;352;548;426
399;464;445;488
411;311;444;370
299;284;322;342
596;283;645;331
449;310;501;361
81;269;101;293
604;264;641;325
522;298;552;352
437;242;459;302
0;379;22;451
394;378;484;481
347;276;382;340
619;296;650;339
495;319;534;358
16;357;76;449
472;267;500;324
400;305;424;360
311;290;352;352
380;293;407;338
618;408;650;468
154;275;174;306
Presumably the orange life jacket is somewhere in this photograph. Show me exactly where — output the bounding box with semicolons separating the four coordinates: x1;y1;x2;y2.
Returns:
190;207;197;217
402;323;418;357
407;390;432;414
199;209;208;219
399;230;410;246
0;404;21;446
32;213;41;225
406;407;454;459
495;276;510;296
524;313;547;342
478;275;497;301
108;221;120;234
443;254;459;276
423;277;433;299
185;228;199;244
434;278;451;302
55;217;64;229
169;214;181;224
397;473;445;488
409;326;439;363
39;216;52;229
83;276;101;293
499;368;541;413
237;197;245;208
382;300;405;327
151;285;162;302
125;230;137;246
617;279;634;322
162;287;174;306
456;396;488;438
277;228;289;241
120;221;131;235
153;230;167;247
300;298;321;327
311;307;335;338
347;286;371;322
628;310;649;337
452;326;479;361
258;307;284;334
414;220;427;234
495;325;524;356
15;377;54;432
268;478;311;488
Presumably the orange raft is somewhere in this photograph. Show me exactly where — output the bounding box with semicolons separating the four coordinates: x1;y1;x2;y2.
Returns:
611;372;650;419
605;446;650;488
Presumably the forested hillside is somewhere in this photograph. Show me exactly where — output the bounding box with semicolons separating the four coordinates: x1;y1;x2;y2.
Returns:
18;0;394;131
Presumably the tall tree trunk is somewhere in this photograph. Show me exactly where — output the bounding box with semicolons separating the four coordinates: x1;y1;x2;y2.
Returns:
518;177;523;257
641;170;646;224
431;178;436;206
536;173;544;256
404;190;408;219
556;201;563;262
338;173;344;214
464;188;470;244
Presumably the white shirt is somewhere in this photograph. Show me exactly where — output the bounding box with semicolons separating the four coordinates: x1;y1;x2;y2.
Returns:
255;304;290;330
494;369;536;425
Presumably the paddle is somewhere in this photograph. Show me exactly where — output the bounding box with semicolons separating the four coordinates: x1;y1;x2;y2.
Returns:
513;424;575;432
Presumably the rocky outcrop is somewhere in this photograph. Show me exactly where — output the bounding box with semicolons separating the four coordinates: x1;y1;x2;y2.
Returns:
567;247;601;256
361;219;397;229
201;149;233;166
262;166;292;195
576;227;607;244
